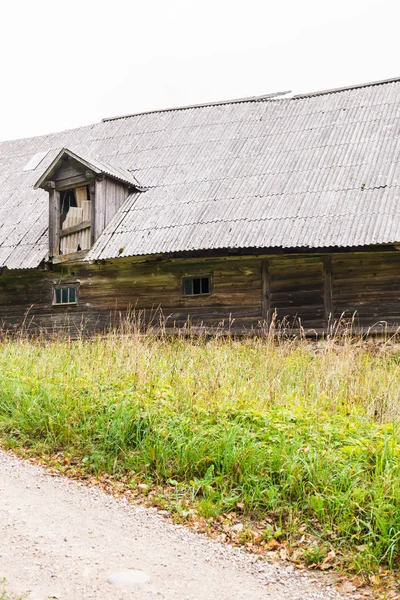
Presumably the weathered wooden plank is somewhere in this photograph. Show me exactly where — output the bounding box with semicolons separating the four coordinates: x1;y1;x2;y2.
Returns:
94;178;106;240
102;179;129;231
59;221;91;238
48;186;60;258
52;250;89;264
268;255;325;330
323;255;334;325
331;252;400;323
261;259;270;324
89;182;96;245
54;175;91;190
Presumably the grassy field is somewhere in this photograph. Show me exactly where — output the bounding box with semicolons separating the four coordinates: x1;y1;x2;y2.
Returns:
0;331;400;574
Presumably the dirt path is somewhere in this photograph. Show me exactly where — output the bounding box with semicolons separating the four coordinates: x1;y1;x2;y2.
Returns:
0;449;349;600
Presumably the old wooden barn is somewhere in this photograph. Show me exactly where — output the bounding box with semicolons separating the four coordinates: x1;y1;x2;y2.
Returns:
1;77;400;335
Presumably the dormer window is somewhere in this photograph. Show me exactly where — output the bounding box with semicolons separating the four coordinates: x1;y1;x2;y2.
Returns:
34;148;145;262
59;185;92;254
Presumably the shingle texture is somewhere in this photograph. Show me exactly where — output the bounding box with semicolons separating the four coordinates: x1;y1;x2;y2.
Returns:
1;79;400;269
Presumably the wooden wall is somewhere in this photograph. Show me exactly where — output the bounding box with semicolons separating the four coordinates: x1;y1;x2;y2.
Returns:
94;179;129;241
1;250;400;335
332;252;400;331
0;255;262;334
267;255;325;331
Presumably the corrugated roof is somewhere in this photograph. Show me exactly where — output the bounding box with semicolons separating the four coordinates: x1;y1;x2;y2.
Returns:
2;78;400;269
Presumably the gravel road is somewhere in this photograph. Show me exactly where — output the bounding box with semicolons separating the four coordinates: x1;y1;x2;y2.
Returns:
0;448;351;600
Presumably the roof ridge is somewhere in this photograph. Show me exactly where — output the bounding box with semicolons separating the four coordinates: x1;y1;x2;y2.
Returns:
102;77;400;123
101;91;292;122
293;76;400;99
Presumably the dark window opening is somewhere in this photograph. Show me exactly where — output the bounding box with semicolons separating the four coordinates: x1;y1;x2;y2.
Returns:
182;276;211;296
53;285;78;305
60;188;77;227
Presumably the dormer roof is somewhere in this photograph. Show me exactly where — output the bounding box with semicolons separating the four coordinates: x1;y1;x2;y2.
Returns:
34;148;145;191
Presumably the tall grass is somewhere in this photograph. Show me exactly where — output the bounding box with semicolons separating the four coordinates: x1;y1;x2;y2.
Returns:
0;329;400;572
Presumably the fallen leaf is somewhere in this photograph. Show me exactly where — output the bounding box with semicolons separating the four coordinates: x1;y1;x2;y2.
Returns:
323;550;336;564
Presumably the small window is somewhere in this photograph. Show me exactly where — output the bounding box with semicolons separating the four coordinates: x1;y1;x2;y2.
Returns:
182;276;211;296
53;285;78;305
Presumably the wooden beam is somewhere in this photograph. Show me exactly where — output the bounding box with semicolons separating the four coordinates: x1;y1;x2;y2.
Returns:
52;250;89;264
89;182;96;246
323;255;334;326
261;258;271;325
54;175;92;190
94;178;106;240
59;220;91;238
48;188;60;258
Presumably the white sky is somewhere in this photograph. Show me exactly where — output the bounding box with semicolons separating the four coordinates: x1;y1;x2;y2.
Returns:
0;0;398;141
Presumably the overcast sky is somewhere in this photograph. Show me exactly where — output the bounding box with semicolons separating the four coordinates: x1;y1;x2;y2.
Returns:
0;0;398;141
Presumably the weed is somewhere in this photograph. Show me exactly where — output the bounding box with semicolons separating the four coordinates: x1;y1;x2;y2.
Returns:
0;332;400;572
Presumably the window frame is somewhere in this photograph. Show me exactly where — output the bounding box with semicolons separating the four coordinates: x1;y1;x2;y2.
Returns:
52;283;80;306
181;275;212;297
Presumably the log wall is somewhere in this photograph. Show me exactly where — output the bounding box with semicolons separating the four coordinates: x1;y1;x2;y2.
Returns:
1;250;400;335
268;255;325;331
332;252;400;330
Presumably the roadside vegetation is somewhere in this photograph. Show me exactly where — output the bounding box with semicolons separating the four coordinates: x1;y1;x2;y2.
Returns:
0;328;400;576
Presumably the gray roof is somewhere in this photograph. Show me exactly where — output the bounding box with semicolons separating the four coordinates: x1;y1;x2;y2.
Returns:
2;77;400;269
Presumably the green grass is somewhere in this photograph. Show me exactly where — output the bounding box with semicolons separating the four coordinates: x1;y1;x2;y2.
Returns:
0;331;400;572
